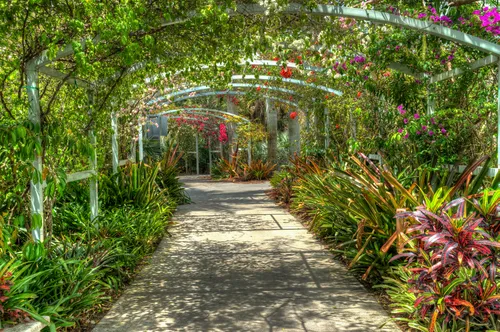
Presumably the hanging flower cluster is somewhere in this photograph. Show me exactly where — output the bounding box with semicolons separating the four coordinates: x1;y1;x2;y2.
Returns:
473;7;500;35
289;111;297;119
218;123;228;143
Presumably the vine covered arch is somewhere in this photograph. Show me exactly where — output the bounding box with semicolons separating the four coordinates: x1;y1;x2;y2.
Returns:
10;1;500;242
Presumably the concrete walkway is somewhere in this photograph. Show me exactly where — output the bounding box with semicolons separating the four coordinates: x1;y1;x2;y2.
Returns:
94;177;399;332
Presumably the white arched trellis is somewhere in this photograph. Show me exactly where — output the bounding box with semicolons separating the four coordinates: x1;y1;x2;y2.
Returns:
27;3;500;241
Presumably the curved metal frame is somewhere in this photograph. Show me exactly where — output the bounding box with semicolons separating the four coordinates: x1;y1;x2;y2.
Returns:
148;84;299;105
154;90;301;109
154;108;251;123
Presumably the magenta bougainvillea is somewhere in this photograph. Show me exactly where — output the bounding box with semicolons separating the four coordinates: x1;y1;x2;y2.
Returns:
218;123;228;143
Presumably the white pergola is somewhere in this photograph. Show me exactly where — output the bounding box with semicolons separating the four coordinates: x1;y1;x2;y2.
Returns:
26;3;500;241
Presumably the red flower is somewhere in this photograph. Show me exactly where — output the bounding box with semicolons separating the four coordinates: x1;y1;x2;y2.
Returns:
256;86;261;92
335;124;340;129
289;111;298;119
289;96;293;101
297;56;303;64
325;94;329;99
357;91;362;98
273;56;280;61
280;67;293;78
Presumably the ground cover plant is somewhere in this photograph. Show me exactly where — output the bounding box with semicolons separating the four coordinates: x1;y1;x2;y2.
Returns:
269;154;500;330
0;157;186;330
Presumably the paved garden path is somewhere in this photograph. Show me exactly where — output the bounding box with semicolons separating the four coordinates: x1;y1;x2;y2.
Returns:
94;177;399;332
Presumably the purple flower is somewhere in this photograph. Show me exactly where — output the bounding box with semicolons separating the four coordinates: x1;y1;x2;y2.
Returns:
441;128;447;134
448;54;454;61
430;117;436;125
398;128;403;133
429;131;434;136
353;55;366;63
418;13;427;19
416;131;421;135
395;45;401;51
472;10;481;15
414;114;420;119
404;134;409;139
415;79;422;84
440;15;452;25
422;125;427;131
403;118;409;124
430;15;440;23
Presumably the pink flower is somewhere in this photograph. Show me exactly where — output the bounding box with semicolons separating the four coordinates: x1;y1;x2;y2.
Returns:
418;13;427;19
441;128;447;134
403;118;409;124
397;128;403;133
429;131;434;136
416;131;421;135
397;104;406;115
404;134;409;139
414;114;420;119
421;125;427;131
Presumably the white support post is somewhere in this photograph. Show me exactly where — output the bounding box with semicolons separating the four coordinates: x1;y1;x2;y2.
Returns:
289;113;300;157
227;96;238;162
266;98;278;163
138;119;144;162
26;61;44;242
248;138;252;164
195;133;200;175
208;137;212;175
111;112;119;174
88;91;98;222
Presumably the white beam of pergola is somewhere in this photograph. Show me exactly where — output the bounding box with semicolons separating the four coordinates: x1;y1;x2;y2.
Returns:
154;108;251;123
148;83;299;105
155;90;301;109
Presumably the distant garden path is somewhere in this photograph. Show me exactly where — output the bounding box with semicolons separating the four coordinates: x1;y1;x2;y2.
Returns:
94;176;399;331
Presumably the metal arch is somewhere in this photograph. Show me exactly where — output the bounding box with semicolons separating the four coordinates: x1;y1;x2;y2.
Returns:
231;75;342;95
142;60;324;85
162;111;231;123
154;108;251;123
155;90;301;109
148;83;299;105
232;4;500;56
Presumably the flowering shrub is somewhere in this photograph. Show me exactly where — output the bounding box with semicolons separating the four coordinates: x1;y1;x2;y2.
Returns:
394;105;477;165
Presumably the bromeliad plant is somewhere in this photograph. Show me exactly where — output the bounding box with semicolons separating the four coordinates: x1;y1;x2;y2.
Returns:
390;192;500;332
